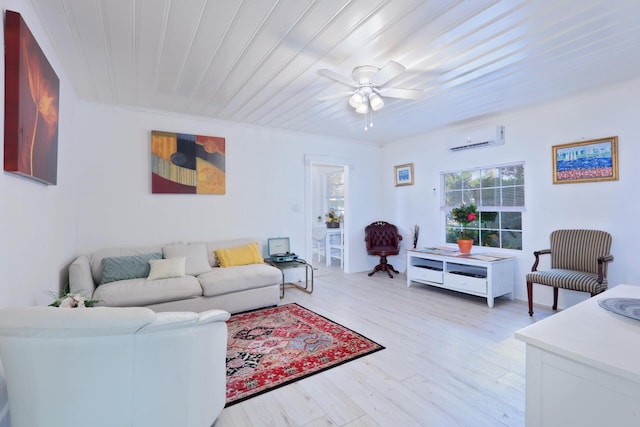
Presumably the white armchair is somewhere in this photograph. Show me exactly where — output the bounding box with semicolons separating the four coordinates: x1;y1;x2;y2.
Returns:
0;306;230;427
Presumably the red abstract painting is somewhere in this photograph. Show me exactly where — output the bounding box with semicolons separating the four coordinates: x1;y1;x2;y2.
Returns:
4;10;60;185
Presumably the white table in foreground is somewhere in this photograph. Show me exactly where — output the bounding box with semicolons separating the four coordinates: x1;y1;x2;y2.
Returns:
515;284;640;427
406;248;514;308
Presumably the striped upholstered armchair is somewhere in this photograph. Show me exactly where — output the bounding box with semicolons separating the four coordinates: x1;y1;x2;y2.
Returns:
526;229;614;316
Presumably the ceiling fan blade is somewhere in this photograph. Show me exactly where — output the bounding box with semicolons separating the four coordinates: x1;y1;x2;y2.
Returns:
316;69;355;87
378;87;424;100
372;60;406;86
316;91;354;101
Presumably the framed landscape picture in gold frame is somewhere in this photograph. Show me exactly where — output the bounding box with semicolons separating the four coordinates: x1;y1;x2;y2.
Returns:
394;163;414;186
552;136;618;184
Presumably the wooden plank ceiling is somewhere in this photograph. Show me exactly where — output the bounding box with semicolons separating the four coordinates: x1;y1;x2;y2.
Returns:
30;0;640;143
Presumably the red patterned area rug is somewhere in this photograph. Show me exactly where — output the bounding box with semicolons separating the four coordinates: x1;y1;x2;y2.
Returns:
225;303;384;407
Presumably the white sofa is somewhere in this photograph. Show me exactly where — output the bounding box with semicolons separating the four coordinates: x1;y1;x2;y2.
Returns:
0;306;230;427
69;238;281;314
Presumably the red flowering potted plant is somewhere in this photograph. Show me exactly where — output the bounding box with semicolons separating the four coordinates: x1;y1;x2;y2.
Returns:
451;204;478;253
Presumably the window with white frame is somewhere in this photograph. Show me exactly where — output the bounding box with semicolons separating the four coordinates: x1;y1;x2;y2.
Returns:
442;162;524;250
325;171;344;218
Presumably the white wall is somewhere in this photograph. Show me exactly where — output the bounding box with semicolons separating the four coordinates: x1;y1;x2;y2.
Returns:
72;103;383;273
0;0;79;307
383;76;640;310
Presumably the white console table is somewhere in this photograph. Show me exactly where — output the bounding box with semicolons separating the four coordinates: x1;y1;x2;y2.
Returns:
406;248;514;308
515;284;640;427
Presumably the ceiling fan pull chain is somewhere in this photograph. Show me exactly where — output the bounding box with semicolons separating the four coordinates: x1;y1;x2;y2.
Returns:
364;109;373;131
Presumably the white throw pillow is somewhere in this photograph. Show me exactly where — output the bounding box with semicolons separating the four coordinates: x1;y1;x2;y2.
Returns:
147;257;186;280
162;243;211;276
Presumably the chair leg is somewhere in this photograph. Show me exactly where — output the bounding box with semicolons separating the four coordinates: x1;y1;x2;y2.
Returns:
527;281;533;316
368;263;383;276
387;263;399;275
386;267;394;279
552;287;559;311
368;255;396;278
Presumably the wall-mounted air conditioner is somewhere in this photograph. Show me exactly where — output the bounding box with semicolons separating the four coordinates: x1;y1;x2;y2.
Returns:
447;126;505;152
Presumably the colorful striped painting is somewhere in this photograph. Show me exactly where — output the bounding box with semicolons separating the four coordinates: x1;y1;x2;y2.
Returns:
151;130;225;194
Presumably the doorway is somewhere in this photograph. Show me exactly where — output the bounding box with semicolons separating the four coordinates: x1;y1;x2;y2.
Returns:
306;159;348;272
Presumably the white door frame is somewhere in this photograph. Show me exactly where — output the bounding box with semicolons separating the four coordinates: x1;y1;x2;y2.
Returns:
305;155;350;273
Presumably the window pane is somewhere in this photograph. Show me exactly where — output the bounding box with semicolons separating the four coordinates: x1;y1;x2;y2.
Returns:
481;188;500;206
480;211;499;227
480;230;500;248
501;165;524;186
464;170;481;189
463;189;480;205
502;230;522;250
501;185;525;206
446;190;463;206
481;168;500;187
445;173;463;191
446;228;459;244
327;172;344;198
502;212;522;230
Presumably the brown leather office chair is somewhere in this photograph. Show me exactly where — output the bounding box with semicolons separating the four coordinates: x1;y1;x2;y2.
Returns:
365;221;402;278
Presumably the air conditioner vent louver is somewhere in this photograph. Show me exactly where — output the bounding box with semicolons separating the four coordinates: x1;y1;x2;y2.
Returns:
447;126;505;152
449;140;492;151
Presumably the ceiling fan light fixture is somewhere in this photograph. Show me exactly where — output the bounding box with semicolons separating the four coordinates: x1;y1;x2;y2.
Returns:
349;91;364;108
355;102;369;114
369;93;384;111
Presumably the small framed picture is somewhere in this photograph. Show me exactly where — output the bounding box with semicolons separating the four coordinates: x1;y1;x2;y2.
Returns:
552;136;618;184
394;163;414;186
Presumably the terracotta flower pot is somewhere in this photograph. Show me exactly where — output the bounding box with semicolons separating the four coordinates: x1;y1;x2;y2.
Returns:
457;238;473;254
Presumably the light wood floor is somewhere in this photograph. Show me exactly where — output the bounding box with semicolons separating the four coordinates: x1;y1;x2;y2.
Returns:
214;265;554;427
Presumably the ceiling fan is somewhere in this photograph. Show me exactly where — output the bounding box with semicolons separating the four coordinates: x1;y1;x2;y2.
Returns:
316;60;424;115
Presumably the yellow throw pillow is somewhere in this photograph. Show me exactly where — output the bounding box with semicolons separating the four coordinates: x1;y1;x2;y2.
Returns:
215;242;264;267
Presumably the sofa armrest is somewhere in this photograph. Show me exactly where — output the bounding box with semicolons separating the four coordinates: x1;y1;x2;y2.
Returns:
137;310;229;333
197;309;231;324
137;311;199;333
0;306;156;337
69;255;97;297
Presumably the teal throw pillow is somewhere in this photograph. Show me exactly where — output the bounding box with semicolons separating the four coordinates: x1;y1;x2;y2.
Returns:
101;253;162;284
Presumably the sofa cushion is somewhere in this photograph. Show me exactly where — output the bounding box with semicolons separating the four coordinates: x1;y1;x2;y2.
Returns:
197;264;280;297
190;239;259;268
162;243;211;276
90;245;164;285
215;242;264;267
93;276;202;307
101;253;162;284
148;257;186;280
